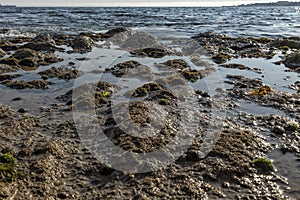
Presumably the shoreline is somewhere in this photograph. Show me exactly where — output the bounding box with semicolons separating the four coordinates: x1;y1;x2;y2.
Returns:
0;28;299;199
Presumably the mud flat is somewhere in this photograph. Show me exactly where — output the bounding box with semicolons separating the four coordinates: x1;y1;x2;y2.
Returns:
0;28;299;199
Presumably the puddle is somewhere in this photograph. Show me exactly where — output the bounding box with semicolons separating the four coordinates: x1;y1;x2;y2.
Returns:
236;99;285;116
225;56;299;93
268;150;300;200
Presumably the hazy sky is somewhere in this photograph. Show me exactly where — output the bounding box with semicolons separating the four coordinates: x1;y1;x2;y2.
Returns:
0;0;295;7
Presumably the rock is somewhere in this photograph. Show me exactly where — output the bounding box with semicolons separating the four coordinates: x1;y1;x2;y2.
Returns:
18;58;38;67
38;66;81;80
192;32;274;60
104;27;131;38
21;42;57;52
70;35;94;53
161;59;190;70
186;150;202;161
212;53;232;64
220;63;252;70
0;74;21;81
43;53;64;64
272;126;285;135
1;80;54;89
253;158;274;174
272;38;300;49
105;60;152;80
9;48;63;68
32;34;56;45
52;34;74;46
0;48;5;58
130;47;175;58
284;51;300;70
0;64;19;74
18;108;27;113
0;57;19;66
79;32;104;42
0;40;18;51
120;32;159;49
13;48;40;60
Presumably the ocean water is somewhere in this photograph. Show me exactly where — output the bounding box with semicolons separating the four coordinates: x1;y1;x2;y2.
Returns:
1;6;300;38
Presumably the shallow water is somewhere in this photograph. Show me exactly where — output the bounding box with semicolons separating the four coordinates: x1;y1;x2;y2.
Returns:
1;6;300;38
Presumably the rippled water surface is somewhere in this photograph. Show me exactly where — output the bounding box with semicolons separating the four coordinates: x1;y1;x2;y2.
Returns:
1;6;300;38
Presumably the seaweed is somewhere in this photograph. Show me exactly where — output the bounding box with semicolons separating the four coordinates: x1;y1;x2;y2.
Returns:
284;122;299;132
253;158;274;174
0;148;25;182
250;85;273;96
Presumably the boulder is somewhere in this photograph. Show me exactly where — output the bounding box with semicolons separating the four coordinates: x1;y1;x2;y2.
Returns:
272;38;300;49
0;64;19;74
13;48;40;60
104;27;131;38
70;35;94;52
120;32;159;49
284;51;300;70
0;40;18;51
32;34;56;45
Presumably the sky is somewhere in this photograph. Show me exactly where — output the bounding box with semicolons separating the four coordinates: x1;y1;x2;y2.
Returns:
0;0;298;7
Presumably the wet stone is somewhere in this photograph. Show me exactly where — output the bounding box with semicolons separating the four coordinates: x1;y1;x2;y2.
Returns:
38;66;82;80
130;47;175;58
1;79;54;89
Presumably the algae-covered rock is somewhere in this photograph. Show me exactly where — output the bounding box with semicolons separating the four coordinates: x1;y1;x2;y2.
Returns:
0;58;18;66
0;64;19;75
70;35;94;53
38;66;81;80
130;47;175;58
1;79;54;89
253;158;274;174
284;51;300;70
104;27;131;38
272;38;300;49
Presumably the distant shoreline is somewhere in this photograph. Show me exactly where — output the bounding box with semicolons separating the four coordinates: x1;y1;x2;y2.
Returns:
238;1;300;7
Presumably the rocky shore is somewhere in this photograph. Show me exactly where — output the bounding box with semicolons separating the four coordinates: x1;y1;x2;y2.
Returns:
0;28;299;199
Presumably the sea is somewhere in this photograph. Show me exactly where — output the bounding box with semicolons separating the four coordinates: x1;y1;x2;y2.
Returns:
1;6;300;38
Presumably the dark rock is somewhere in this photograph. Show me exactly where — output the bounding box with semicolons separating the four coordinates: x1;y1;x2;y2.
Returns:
43;53;64;64
161;59;190;70
0;64;19;74
130;47;174;58
0;58;18;66
220;63;251;70
272;126;285;135
1;79;54;89
70;35;94;53
272;38;300;49
21;42;57;52
186;150;202;161
32;34;55;45
18;58;38;67
13;48;40;60
17;108;27;113
52;34;74;46
0;74;21;81
253;158;274;174
79;32;104;42
104;27;131;38
38;67;81;80
284;51;300;70
106;60;141;77
0;49;5;58
0;41;18;51
212;53;232;64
